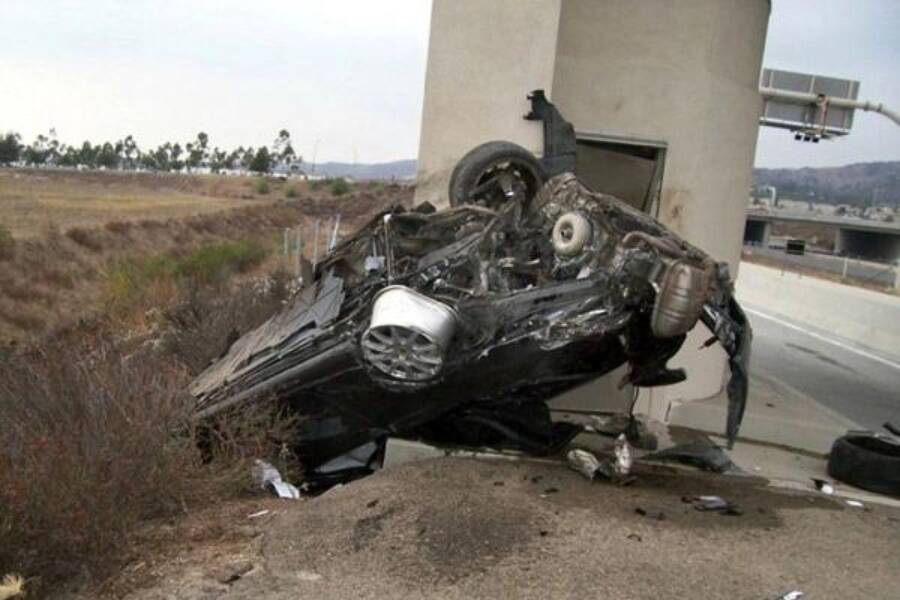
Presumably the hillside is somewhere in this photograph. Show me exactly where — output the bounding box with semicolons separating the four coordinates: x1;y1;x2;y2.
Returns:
313;159;416;180
753;161;900;206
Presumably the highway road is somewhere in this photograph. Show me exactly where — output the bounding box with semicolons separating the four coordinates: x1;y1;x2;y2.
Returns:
745;304;900;432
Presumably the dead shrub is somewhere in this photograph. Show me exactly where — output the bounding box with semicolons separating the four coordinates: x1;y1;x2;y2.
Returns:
104;220;133;235
0;332;300;592
65;227;104;251
161;270;291;375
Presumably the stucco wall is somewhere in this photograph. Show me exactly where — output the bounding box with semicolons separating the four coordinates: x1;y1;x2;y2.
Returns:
414;0;562;208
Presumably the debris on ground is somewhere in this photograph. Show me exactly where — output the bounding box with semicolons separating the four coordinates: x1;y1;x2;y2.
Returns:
644;441;736;473
812;478;834;495
0;574;25;600
828;431;900;497
683;495;743;516
566;444;635;484
635;507;666;520
776;591;804;600
251;459;301;499
209;560;254;585
613;433;633;476
845;499;865;509
247;509;271;519
567;448;603;480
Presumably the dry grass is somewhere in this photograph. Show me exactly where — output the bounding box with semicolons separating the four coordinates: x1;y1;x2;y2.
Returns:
0;168;314;238
0;175;410;342
0;574;25;600
0;278;301;596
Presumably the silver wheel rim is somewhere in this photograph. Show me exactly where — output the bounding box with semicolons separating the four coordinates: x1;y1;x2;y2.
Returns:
362;325;444;381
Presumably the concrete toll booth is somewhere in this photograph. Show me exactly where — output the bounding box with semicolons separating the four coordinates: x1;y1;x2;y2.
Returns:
416;0;770;419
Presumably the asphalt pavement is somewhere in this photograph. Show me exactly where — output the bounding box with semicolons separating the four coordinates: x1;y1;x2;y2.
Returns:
744;303;900;432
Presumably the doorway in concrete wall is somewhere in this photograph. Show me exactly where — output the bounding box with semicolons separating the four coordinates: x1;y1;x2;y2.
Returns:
574;134;667;218
547;134;667;417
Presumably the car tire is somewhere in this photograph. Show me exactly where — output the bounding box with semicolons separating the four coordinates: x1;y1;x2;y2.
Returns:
827;434;900;497
448;141;546;208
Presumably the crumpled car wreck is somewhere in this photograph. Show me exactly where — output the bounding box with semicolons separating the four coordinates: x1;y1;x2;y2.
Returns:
191;91;751;488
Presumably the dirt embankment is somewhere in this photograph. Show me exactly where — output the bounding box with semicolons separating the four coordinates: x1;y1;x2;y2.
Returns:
0;178;411;342
88;457;900;600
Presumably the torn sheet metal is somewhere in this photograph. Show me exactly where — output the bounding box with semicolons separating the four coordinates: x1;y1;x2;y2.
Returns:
644;442;737;474
567;448;603;480
191;94;751;486
252;459;300;499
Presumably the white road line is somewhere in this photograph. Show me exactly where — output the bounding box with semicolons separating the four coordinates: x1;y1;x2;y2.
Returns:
744;307;900;372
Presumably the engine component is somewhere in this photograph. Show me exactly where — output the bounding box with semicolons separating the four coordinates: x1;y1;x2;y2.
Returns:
651;260;709;338
552;211;592;257
361;285;457;381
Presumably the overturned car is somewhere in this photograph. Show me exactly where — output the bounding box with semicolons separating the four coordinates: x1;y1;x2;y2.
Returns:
191;92;751;484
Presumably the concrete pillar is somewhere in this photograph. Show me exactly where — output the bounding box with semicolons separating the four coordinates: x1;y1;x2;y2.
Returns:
415;0;562;207
835;228;847;256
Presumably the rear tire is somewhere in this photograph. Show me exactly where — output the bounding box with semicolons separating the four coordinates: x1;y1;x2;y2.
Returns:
827;434;900;497
448;141;546;208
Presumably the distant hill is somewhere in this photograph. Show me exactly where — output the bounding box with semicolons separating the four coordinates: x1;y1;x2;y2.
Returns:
753;161;900;207
312;159;416;181
310;158;900;206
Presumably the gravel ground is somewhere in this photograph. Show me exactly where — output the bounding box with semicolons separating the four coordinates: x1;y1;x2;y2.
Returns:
121;456;900;599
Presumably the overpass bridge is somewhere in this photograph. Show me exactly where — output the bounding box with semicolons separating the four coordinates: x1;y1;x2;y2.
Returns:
744;211;900;263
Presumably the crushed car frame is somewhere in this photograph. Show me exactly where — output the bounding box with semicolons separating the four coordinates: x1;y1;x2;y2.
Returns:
191;91;751;486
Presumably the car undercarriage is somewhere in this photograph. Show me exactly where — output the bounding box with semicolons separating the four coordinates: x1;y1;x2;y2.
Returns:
190;92;751;488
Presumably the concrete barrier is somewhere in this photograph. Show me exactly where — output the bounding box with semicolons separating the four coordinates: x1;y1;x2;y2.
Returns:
736;262;900;360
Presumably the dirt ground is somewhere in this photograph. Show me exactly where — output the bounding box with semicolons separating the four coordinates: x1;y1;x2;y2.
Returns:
85;457;900;600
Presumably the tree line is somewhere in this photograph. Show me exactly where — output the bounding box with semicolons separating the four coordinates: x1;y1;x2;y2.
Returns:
0;128;299;175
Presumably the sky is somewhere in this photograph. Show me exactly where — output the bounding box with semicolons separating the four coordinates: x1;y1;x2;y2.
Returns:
0;0;898;168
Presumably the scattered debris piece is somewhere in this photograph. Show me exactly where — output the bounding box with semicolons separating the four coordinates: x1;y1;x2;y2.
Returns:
645;442;736;473
0;574;25;600
613;433;633;476
812;478;834;495
828;432;900;497
845;499;865;509
626;533;642;542
251;459;301;499
684;495;742;515
247;509;271;519
210;560;253;585
776;591;804;600
296;570;323;582
567;448;603;480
